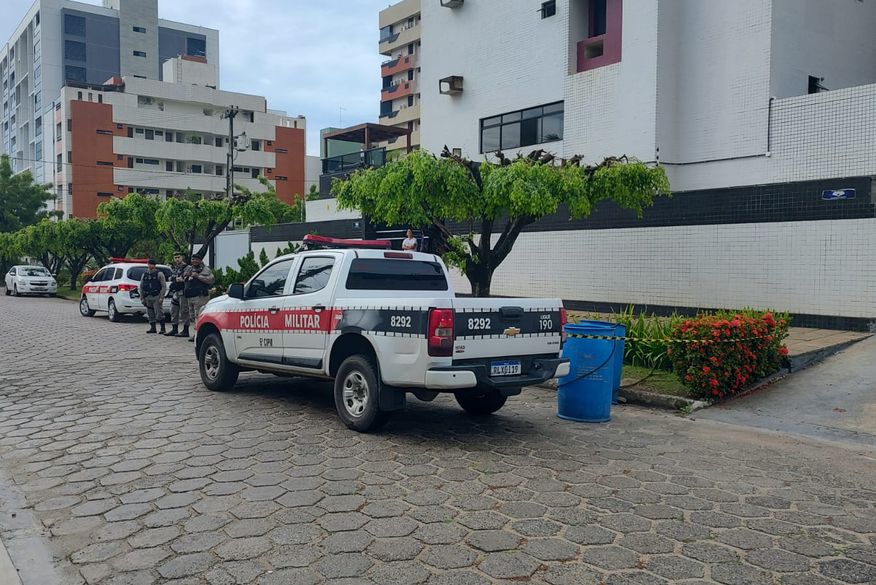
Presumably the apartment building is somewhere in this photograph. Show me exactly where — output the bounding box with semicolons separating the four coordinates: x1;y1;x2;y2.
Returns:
378;0;421;153
410;0;876;326
52;58;305;219
1;0;218;183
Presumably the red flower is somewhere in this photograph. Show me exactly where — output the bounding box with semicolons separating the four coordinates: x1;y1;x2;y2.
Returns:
778;346;789;357
702;366;711;374
709;379;719;387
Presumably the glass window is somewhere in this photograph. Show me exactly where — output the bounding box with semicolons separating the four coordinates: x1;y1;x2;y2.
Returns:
22;267;49;277
64;14;85;36
186;37;206;57
480;101;563;153
133;26;146;33
247;259;295;298
145;129;153;140
127;266;171;281
293;257;335;295
64;40;86;61
346;259;448;291
91;268;108;282
65;66;86;83
133;50;146;58
591;0;607;37
541;0;557;18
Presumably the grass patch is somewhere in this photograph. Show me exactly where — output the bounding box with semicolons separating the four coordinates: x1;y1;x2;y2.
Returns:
621;365;692;398
55;288;82;301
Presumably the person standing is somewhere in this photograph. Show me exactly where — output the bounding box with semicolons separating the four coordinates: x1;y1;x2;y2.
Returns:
164;252;188;337
140;259;167;334
179;252;214;341
402;228;418;251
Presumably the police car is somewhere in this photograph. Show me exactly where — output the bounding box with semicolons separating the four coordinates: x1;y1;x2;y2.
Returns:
79;258;172;322
195;236;570;432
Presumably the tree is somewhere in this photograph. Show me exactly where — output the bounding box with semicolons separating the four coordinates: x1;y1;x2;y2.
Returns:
0;154;56;233
335;148;670;296
92;194;161;262
16;220;64;275
154;180;302;260
0;231;22;278
58;219;93;290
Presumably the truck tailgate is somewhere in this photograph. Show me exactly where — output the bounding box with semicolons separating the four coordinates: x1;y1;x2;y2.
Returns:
451;298;563;360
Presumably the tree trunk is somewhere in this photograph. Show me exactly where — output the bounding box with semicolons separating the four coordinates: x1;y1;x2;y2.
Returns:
466;263;493;297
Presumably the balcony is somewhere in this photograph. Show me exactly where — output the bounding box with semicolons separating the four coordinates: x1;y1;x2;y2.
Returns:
381;54;416;78
322;147;386;175
379;21;420;55
381;80;415;103
379;103;419;126
319;122;412;197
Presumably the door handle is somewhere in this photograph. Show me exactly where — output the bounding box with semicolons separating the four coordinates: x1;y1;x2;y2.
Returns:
312;304;325;312
268;306;280;314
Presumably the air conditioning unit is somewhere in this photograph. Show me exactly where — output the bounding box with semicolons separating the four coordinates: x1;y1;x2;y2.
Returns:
439;75;463;95
440;0;464;7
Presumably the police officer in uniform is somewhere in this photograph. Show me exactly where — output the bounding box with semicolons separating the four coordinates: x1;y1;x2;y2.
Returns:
140;259;167;334
178;252;214;341
164;252;188;337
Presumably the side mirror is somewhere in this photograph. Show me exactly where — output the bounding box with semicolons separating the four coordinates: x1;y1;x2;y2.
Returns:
228;282;245;300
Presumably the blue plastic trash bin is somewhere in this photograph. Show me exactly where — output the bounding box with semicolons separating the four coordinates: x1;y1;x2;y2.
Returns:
574;320;626;402
557;322;618;422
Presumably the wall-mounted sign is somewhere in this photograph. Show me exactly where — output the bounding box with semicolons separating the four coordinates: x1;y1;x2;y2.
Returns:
822;189;856;201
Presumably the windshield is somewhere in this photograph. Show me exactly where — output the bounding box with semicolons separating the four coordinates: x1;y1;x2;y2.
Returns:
21;267;50;277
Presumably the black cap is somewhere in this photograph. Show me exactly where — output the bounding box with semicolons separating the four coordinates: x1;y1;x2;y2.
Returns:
191;252;203;260
173;251;184;257
147;258;157;265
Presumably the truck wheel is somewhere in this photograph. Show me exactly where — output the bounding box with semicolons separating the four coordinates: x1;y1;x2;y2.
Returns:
455;388;508;415
334;356;390;432
199;333;239;391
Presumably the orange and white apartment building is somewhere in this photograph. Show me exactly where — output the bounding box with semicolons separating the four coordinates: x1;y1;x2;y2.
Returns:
52;56;306;218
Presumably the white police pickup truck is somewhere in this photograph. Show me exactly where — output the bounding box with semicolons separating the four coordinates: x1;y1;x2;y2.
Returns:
195;236;569;432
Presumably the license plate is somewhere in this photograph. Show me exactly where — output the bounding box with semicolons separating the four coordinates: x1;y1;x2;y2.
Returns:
490;360;521;377
33;288;46;291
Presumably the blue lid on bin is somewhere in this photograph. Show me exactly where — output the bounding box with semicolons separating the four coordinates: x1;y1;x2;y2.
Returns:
564;321;616;336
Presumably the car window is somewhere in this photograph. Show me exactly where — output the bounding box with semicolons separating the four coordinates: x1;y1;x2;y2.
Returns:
247;259;295;298
91;269;108;282
113;268;123;280
22;267;50;277
9;269;15;276
345;259;449;291
293;257;335;295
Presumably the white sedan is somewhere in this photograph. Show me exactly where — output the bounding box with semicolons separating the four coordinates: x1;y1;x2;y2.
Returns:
4;265;58;297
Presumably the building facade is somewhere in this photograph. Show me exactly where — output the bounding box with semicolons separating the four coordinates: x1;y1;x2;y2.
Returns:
52;65;305;218
378;0;421;154
1;0;219;183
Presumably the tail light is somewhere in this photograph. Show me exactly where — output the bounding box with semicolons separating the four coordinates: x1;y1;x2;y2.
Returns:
428;308;455;357
118;283;139;297
560;307;568;345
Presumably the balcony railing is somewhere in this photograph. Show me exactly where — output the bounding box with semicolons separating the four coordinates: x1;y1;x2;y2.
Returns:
322;147;387;174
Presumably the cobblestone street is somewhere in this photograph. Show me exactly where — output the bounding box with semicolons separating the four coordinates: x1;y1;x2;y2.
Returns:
0;294;875;585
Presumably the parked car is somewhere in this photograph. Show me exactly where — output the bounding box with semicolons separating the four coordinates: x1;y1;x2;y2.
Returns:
4;265;58;297
194;236;570;432
79;258;172;322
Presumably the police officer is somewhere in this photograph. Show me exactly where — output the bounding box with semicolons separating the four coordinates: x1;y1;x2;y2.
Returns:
164;252;188;337
178;252;214;341
140;259;167;334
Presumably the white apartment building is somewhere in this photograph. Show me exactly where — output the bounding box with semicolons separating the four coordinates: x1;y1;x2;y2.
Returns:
53;58;306;218
378;0;422;153
410;0;876;327
1;0;218;184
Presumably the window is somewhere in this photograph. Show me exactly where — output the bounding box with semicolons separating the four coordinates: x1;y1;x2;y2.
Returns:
97;192;112;197
247;259;295;298
55;122;62;140
91;268;108;282
128;267;171;281
65;66;86;83
251;139;260;151
808;75;826;94
127;127;134;138
591;0;607;37
135;128;144;134
166;161;173;171
408;43;415;55
408;95;414;107
133;26;146;33
166;132;174;142
190;164;202;174
56;153;62;172
251;168;259;179
142;159;159;165
215;137;223;147
133;50;146;58
186;37;206;57
96;129;113;135
346;259;448;291
408;70;414;81
96;161;113;166
117;154;124;160
64;14;85;36
541;0;557;18
145;129;154;140
293;257;334;295
480;101;564;153
379;25;394;42
64;40;86;61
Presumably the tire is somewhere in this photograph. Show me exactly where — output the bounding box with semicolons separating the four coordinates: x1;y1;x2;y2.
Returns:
79;297;96;317
107;299;122;322
13;285;21;297
4;287;9;296
455;388;508;416
334;356;390;433
199;332;239;391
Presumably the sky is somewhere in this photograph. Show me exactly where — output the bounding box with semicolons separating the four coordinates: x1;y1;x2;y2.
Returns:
1;0;389;156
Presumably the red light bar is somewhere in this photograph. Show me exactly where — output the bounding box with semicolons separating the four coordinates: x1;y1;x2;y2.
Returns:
303;234;391;250
110;257;150;264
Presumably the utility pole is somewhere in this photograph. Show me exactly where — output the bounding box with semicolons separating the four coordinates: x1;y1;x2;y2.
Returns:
222;106;240;199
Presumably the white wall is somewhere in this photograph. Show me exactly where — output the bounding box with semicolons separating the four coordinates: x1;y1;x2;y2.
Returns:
771;0;876;99
419;0;568;158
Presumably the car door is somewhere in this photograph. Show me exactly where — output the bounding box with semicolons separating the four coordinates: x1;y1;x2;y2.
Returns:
234;258;297;366
282;255;339;372
85;268;107;311
6;268;15;290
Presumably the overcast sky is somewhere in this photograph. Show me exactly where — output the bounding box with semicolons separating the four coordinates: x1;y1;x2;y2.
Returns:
2;0;388;156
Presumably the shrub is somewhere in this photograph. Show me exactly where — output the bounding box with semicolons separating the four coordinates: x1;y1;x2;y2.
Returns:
613;307;684;370
667;312;790;400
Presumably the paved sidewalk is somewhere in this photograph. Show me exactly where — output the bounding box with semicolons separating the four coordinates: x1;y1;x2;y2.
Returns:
0;536;22;585
0;295;875;585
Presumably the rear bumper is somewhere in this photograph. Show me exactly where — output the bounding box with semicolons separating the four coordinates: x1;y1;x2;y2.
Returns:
426;357;569;392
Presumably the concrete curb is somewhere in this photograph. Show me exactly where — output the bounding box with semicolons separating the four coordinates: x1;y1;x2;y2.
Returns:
619;387;709;413
0;535;22;585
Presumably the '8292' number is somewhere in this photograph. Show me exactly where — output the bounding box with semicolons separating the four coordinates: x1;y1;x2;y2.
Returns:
467;317;491;331
390;315;412;328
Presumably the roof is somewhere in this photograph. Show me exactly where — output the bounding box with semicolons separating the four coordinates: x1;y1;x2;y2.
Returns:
322;123;410;144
